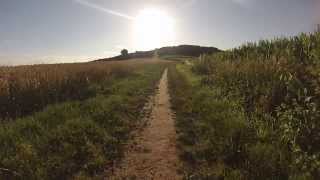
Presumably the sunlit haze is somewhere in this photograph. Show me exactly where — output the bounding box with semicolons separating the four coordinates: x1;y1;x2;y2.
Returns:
0;0;317;65
133;8;176;51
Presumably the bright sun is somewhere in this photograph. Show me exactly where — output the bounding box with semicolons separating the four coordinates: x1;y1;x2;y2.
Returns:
133;8;176;50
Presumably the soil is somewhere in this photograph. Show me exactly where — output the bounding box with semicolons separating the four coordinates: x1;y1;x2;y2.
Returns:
108;68;182;180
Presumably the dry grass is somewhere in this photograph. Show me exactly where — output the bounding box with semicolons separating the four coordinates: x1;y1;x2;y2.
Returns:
0;58;163;119
0;60;168;179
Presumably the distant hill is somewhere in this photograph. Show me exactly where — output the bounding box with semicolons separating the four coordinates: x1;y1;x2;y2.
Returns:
95;45;221;61
157;45;221;57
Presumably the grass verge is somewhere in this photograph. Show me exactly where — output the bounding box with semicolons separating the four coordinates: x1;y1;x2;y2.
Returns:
0;64;167;180
168;63;317;179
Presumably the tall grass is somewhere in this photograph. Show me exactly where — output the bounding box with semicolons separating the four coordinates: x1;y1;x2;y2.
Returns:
0;60;153;120
171;32;320;179
0;60;168;179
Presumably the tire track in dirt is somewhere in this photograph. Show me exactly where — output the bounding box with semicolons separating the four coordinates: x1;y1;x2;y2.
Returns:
109;68;182;180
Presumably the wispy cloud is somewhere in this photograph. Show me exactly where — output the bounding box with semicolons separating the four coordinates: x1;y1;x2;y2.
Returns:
181;0;198;8
232;0;246;4
72;0;134;20
231;0;257;8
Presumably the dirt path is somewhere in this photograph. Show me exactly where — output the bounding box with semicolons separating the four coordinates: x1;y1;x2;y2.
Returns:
109;69;182;180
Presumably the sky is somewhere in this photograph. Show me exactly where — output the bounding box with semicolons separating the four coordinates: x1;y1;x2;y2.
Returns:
0;0;318;65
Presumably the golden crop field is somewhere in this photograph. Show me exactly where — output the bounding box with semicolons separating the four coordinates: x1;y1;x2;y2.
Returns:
0;59;163;120
0;58;169;179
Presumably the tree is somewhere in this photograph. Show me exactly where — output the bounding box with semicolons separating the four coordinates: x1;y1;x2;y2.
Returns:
121;49;128;56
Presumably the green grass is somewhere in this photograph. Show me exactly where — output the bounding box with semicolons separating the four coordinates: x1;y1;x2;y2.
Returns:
175;64;201;86
160;55;194;61
169;64;254;179
169;31;320;180
0;64;167;180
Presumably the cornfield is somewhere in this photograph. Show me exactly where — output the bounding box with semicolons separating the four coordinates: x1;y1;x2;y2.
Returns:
186;31;320;179
0;59;168;179
0;59;157;120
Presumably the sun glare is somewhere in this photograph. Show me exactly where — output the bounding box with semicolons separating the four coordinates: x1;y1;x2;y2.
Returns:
133;8;176;50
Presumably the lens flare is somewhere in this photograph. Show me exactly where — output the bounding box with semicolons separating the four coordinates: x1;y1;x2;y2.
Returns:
133;8;176;50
